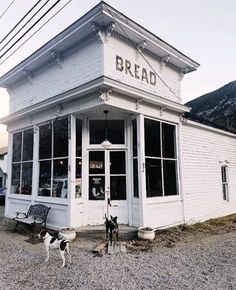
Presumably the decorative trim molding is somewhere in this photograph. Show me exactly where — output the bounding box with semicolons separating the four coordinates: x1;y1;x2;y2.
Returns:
51;50;62;69
99;88;112;102
22;69;33;84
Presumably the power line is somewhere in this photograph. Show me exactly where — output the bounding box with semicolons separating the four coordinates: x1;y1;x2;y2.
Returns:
0;0;42;46
103;5;181;101
0;0;73;66
0;0;62;59
0;0;16;21
0;0;50;52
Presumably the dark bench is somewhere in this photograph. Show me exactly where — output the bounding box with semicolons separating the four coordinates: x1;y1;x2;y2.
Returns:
13;204;51;235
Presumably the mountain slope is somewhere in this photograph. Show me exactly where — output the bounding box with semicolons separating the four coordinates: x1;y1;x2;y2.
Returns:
186;81;236;131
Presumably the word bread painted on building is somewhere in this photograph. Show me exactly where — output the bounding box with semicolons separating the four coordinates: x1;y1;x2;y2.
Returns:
116;55;157;86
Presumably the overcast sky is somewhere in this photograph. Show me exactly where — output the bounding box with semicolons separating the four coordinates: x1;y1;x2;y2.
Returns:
0;0;235;118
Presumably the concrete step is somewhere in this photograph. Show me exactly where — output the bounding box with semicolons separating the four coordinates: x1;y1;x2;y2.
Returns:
76;225;138;241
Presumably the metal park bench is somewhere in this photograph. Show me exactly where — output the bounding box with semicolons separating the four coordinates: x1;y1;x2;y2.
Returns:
13;204;50;236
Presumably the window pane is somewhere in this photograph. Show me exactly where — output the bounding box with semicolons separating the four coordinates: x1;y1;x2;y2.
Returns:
132;119;137;157
145;119;160;157
90;120;124;144
110;151;126;174
38;161;51;196
11;164;21;193
133;158;139;198
75;158;82;198
162;123;176;158
146;158;162;197
89;176;105;200
23;129;34;161
12;132;22;162
54;118;68;158
89;151;105;174
163;160;177;196
111;176;126;200
76;119;82;157
21;162;32;195
221;166;227;182
39;123;52;159
223;184;228;201
53;159;68;198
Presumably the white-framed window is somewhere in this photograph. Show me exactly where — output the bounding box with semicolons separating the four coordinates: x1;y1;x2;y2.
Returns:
221;165;229;201
38;117;68;198
11;128;34;195
144;118;178;197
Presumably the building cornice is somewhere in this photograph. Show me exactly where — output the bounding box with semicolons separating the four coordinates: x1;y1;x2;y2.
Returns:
0;1;199;88
0;76;190;125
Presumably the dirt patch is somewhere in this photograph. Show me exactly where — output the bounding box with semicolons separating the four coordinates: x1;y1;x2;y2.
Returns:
127;214;236;252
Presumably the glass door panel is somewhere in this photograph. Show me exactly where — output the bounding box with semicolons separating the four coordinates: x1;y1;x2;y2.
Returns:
89;151;105;200
110;151;126;200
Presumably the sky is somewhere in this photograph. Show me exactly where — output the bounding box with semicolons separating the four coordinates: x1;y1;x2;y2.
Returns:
0;0;235;120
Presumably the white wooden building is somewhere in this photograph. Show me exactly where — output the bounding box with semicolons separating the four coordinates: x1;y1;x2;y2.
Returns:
0;2;236;230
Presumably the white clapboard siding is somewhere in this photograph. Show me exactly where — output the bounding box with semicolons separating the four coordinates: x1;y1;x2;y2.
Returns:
8;39;102;114
182;121;236;223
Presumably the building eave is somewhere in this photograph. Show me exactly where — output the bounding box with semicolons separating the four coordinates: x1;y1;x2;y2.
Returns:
0;1;199;88
0;76;190;125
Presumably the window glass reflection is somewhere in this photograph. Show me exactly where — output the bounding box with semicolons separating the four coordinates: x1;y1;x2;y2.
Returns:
11;164;21;193
23;129;33;161
75;158;82;198
38;161;51;197
12;132;22;162
54;118;68;158
21;162;32;195
53;159;68;198
39;123;52;159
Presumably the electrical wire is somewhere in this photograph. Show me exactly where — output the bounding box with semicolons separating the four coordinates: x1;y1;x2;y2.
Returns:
0;0;16;21
103;5;181;101
0;0;73;66
0;0;42;46
0;0;62;59
0;0;50;52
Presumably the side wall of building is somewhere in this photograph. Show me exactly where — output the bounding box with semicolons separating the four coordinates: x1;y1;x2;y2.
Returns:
182;121;236;223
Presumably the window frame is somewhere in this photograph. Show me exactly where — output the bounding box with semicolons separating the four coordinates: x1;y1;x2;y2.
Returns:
221;165;229;201
11;128;34;195
38;117;69;198
144;117;179;198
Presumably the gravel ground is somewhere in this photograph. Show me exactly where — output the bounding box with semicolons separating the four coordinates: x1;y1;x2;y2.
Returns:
1;207;236;290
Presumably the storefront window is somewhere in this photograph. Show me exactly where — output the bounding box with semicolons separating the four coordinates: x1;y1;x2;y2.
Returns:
145;118;178;197
38;117;68;198
11;129;33;195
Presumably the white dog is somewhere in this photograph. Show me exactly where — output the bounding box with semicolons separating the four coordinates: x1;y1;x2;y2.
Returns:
38;230;71;268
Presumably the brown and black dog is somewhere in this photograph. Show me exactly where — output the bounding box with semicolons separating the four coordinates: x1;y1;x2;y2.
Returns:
105;214;119;245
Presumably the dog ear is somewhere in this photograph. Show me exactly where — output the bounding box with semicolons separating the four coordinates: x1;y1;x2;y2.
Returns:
110;215;113;220
113;216;118;223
